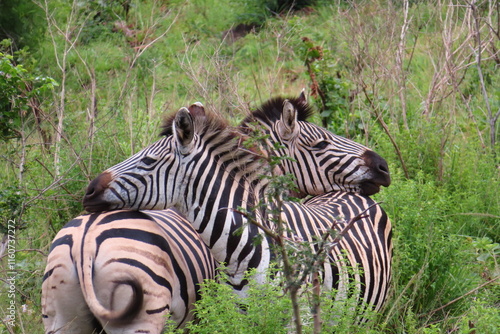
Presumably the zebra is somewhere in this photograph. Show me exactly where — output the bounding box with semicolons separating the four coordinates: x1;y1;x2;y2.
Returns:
82;101;392;316
239;93;390;197
41;209;217;334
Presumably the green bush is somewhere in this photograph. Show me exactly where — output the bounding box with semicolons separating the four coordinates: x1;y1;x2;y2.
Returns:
182;268;381;334
0;186;26;233
184;271;291;334
0;45;57;141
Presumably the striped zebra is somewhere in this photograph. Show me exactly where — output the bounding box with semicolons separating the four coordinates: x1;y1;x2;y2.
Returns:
82;101;392;315
84;95;390;212
240;93;390;197
42;209;217;334
43;95;388;332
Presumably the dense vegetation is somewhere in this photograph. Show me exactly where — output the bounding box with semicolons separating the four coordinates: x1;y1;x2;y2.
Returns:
0;0;498;333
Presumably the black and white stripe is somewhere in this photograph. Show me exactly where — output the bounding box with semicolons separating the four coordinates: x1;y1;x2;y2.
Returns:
240;94;390;197
83;103;392;317
42;209;217;334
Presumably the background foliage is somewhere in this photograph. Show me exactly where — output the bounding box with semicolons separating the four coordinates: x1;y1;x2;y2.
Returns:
0;0;498;333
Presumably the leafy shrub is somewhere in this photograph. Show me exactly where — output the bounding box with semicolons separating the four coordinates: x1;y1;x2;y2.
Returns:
457;297;500;334
184;271;291;334
375;169;499;330
0;41;57;141
181;268;381;334
300;37;359;136
0;186;26;233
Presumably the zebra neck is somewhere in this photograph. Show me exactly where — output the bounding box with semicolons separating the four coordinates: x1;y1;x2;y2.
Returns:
178;158;272;288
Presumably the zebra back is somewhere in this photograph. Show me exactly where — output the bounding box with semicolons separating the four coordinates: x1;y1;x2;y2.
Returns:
287;192;392;314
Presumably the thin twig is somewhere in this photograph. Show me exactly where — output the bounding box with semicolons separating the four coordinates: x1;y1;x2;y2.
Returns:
117;5;182;104
360;82;410;179
383;258;429;324
0;248;48;260
419;276;500;319
295;202;379;298
396;0;411;129
311;271;322;334
444;212;500;219
33;158;74;196
223;207;277;239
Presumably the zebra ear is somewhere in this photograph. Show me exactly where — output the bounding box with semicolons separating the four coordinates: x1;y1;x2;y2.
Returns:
298;89;307;104
174;107;195;149
279;99;298;140
188;102;205;118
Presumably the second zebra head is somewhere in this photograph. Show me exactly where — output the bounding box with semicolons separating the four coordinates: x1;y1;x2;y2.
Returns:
240;94;390;197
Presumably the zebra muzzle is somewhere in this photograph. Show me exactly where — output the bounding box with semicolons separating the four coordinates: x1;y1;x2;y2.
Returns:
83;172;114;212
360;150;391;195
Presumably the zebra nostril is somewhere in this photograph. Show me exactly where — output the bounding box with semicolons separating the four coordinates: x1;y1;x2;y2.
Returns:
378;162;389;174
85;186;95;197
83;172;113;201
84;181;100;201
361;150;391;187
83;172;114;212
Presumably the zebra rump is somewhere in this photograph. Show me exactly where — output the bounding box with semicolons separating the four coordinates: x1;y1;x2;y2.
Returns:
42;209;217;334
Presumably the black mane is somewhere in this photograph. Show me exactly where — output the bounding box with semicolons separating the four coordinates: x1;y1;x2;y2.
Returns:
242;96;315;125
159;113;176;137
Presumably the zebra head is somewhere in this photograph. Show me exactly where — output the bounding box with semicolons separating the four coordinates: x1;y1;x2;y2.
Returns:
241;93;391;197
83;103;247;212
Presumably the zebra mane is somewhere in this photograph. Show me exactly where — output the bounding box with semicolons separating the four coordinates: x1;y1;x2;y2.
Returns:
159;109;245;157
159;114;176;137
242;96;315;126
160;108;265;179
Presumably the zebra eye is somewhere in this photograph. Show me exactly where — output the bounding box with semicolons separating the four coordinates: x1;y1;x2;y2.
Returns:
313;141;329;150
140;156;157;166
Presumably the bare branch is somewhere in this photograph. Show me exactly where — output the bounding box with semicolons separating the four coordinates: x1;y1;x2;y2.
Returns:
117;5;183;104
395;0;411;129
468;1;496;148
221;207;278;240
296;202;380;289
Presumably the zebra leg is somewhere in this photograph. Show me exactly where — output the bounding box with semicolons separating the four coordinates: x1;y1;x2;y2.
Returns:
42;245;97;334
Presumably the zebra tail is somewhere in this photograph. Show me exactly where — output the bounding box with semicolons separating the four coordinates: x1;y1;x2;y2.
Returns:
80;260;144;324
